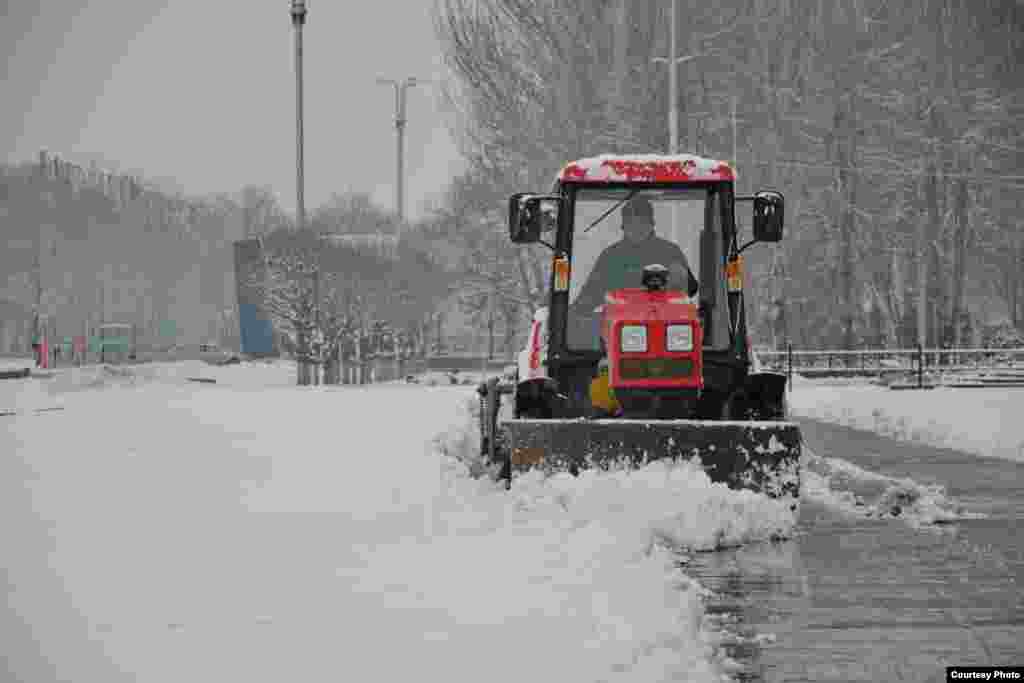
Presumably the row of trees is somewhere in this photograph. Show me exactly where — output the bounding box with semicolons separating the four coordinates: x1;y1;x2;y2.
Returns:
1;159;241;351
432;0;1024;350
1;159;463;377
250;224;452;385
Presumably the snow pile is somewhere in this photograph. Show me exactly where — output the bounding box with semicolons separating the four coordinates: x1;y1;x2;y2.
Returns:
198;358;297;388
217;383;796;681
413;370;482;387
346;437;796;681
383;403;797;680
432;396;493;477
346;476;726;681
433;398;798;551
515;462;797;552
800;447;983;528
789;380;1024;463
28;359;299;394
43;362;201;392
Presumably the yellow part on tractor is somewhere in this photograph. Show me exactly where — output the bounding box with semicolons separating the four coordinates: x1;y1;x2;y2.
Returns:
589;362;620;416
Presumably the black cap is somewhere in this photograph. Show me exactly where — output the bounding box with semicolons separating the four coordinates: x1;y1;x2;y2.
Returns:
622;196;654;221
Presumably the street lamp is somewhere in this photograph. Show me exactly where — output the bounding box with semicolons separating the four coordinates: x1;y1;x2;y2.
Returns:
291;0;307;232
652;0;684;249
292;0;322;381
376;76;422;225
651;0;680;155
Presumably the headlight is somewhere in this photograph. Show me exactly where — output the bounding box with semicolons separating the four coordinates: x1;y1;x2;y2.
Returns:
666;324;693;351
619;324;648;353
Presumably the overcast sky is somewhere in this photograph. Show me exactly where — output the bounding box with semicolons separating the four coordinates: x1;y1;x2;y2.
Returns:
1;0;464;220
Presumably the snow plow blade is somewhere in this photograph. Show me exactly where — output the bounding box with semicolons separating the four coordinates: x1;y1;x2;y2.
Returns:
502;419;801;501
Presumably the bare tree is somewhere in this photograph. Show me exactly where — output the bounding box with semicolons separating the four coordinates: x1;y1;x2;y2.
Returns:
249;249;320;385
434;0;1024;350
311;192;400;236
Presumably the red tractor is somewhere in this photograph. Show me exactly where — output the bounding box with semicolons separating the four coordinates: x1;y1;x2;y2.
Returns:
597;267;705;418
478;153;800;504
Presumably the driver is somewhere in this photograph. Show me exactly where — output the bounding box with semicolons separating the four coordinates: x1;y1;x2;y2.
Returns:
572;196;699;313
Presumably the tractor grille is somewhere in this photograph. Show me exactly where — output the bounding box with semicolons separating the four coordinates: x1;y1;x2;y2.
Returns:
619;358;694;380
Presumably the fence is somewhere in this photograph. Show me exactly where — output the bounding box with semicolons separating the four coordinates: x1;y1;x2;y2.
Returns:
331;354;515;385
757;345;1024;390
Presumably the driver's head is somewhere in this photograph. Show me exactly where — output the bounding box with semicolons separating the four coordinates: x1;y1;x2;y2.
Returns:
621;196;655;243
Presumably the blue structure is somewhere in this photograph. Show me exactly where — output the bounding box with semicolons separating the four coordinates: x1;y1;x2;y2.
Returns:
234;238;277;356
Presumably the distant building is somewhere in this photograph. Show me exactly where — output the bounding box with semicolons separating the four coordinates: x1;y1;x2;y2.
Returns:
233;238;278;357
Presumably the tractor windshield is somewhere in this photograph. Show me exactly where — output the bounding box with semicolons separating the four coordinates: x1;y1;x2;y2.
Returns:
566;186;730;352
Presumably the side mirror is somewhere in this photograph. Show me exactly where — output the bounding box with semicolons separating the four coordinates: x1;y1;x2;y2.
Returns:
508;193;561;244
752;191;784;242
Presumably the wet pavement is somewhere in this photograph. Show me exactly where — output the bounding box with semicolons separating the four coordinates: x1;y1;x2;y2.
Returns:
685;418;1023;682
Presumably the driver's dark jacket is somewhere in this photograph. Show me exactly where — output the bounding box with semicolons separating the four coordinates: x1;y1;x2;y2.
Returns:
573;233;698;311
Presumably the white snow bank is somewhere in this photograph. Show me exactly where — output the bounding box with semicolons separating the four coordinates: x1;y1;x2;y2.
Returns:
15;359;299;395
789;381;1024;464
343;399;796;681
799;447;983;529
196;358;298;388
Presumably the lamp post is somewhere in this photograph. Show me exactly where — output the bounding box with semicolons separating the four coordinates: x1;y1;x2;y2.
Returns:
292;0;322;382
652;0;684;248
291;0;307;232
651;0;679;155
376;77;421;225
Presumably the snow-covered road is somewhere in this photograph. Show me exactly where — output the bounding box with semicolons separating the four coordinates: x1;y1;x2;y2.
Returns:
5;361;1022;682
3;362;795;683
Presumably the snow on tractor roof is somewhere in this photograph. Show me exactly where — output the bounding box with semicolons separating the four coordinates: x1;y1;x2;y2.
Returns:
557;153;735;184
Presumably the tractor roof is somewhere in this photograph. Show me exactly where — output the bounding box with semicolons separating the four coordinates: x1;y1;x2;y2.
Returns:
556;153;735;184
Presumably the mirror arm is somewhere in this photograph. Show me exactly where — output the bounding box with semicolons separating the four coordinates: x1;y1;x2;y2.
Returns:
735;195;756;202
538;239;557;252
737;239;758;255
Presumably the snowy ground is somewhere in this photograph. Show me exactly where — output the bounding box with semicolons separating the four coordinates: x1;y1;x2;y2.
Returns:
4;361;1018;682
0;356;33;372
787;376;1024;463
781;375;1023;529
3;361;797;683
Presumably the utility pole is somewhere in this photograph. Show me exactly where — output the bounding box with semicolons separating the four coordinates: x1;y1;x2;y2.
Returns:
291;0;307;232
99;276;106;364
376;77;421;226
653;0;683;251
668;0;678;155
488;226;498;361
732;95;737;168
687;27;699;154
292;0;319;384
33;236;42;351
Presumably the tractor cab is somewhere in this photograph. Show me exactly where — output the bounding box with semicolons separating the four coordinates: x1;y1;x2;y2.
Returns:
478;153;800;502
508;153;786;421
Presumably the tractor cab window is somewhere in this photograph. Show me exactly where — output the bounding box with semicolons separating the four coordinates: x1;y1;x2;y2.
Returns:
566;187;729;352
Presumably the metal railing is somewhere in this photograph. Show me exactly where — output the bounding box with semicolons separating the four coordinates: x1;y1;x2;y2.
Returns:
757;345;1024;390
